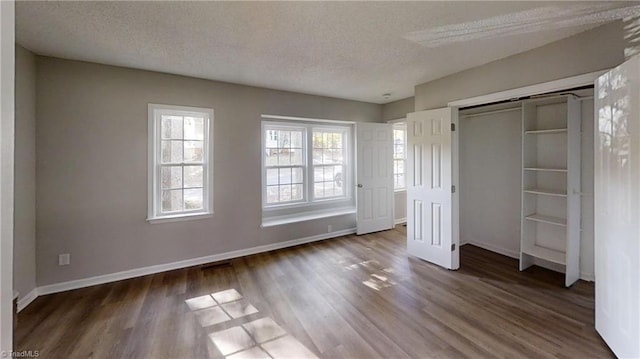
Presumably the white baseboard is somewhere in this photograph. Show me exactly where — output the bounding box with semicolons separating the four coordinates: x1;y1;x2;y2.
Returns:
36;228;356;299
394;218;406;225
580;272;595;282
17;288;38;312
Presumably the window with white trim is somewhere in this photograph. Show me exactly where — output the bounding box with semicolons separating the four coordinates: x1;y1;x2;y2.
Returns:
148;104;213;222
393;123;407;190
263;121;351;209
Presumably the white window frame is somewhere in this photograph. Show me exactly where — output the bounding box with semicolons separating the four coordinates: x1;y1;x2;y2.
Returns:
392;122;407;191
310;125;350;202
147;104;214;223
261;120;353;212
262;123;308;207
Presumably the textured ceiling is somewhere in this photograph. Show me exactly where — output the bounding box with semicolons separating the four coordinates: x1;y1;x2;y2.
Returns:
15;1;634;104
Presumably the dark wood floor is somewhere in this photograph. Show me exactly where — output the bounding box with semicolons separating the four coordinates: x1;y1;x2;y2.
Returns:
16;226;614;358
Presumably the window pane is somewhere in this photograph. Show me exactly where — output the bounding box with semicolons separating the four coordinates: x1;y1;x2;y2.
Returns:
314;183;323;198
184;141;204;163
162;189;183;212
162;140;183;163
184;165;203;188
312;132;322;148
266;168;278;186
277;131;290;148
393;129;405;160
397;173;406;189
265;149;278;166
313;166;323;183
291;131;302;147
334;166;343;188
279;168;292;185
291;184;303;201
333;181;344;196
161;166;182;189
266;185;279;204
279;185;291;202
292;167;304;184
184;188;203;210
331;149;343;164
275;151;293;166
290;148;303;165
312;149;322;164
161;116;183;139
184;117;204;140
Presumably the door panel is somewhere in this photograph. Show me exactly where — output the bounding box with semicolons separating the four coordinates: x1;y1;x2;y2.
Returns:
407;108;459;270
594;56;640;359
356;123;394;235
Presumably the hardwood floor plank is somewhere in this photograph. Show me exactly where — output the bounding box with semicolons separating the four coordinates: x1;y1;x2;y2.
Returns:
16;226;614;358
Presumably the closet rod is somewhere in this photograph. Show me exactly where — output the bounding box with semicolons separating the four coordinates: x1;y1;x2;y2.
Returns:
460;107;522;119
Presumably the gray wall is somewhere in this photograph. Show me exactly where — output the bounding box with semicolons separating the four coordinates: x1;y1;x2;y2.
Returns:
415;22;625;111
383;97;414;122
36;57;382;286
14;45;36;298
459;108;522;257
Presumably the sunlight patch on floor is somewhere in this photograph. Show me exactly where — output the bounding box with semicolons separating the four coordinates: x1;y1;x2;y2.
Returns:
185;289;318;358
343;259;398;291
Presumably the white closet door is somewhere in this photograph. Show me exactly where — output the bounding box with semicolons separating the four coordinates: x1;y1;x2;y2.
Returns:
594;55;640;358
406;108;459;270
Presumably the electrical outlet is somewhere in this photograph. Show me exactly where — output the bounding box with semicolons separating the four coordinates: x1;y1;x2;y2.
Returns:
328;224;333;233
58;253;70;266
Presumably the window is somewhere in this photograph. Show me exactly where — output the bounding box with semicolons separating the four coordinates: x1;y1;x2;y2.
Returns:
393;123;407;190
312;128;347;199
148;104;213;222
263;121;351;209
264;126;305;205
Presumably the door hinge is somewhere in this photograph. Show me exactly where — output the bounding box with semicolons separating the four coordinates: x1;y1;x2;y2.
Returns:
451;243;456;251
451;185;456;193
451;123;456;131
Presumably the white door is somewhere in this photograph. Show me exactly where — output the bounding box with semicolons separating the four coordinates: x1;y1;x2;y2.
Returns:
594;56;640;359
356;123;394;235
407;108;459;270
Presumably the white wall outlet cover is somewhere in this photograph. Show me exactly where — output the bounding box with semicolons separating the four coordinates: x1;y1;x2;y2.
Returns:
58;253;70;266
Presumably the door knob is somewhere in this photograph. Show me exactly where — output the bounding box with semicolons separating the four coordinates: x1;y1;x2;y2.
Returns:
357;184;363;188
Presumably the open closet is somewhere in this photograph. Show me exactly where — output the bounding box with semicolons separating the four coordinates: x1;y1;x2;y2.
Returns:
457;88;595;287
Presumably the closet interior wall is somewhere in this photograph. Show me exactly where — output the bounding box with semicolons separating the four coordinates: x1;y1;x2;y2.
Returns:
458;88;595;280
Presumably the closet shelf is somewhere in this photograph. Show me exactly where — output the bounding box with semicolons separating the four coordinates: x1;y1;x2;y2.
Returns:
523;188;567;197
525;214;567;227
522;245;566;265
525;128;568;134
524;167;568;173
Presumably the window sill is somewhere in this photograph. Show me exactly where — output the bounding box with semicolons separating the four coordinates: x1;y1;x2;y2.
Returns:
147;212;213;224
262;207;356;227
394;189;407;193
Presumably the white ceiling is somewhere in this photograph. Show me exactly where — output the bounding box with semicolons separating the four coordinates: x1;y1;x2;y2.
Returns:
15;1;637;104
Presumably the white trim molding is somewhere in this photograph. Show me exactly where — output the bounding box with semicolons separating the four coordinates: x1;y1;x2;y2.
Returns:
262;114;355;125
461;240;519;259
448;70;607;108
36;228;356;298
17;288;38;312
394;218;407;226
